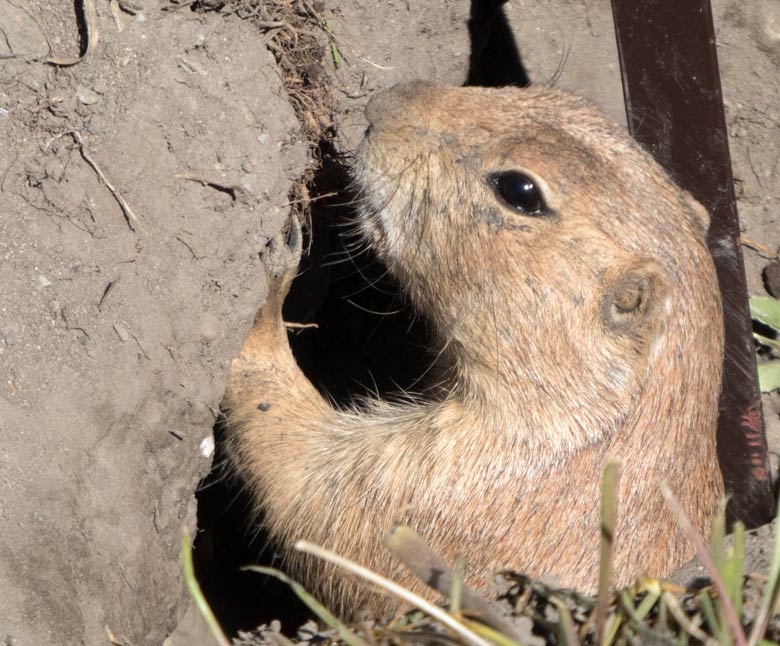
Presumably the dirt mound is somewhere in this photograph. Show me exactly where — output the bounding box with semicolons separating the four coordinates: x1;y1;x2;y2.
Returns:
0;2;303;642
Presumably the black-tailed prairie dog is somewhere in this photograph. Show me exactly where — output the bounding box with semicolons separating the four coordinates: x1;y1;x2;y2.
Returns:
224;82;724;615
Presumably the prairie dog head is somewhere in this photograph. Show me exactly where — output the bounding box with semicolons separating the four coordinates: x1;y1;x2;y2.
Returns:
354;82;722;450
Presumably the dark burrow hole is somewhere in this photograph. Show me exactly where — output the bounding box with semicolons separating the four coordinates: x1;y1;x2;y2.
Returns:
192;140;436;637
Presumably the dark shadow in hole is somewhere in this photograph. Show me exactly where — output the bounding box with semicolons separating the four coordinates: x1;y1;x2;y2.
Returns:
192;419;312;638
283;142;433;405
192;0;530;636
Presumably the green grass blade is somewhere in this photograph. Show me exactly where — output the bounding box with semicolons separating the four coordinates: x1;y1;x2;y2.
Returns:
619;590;641;624
450;555;464;616
748;501;780;646
634;585;661;621
661;484;745;646
551;598;580;646
731;522;745;621
758;362;780;393
595;461;621;645
180;529;230;646
244;566;368;646
461;619;522;646
324;17;342;69
698;592;721;640
750;297;780;331
753;333;780;352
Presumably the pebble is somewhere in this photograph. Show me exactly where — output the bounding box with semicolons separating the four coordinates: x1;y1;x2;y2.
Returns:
113;323;129;342
763;260;780;298
199;435;214;459
76;85;100;106
200;313;220;344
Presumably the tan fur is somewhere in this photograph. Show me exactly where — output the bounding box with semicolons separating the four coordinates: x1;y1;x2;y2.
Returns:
223;82;724;617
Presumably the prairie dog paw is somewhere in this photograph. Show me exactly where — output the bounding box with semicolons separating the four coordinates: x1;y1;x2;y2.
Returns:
262;215;303;305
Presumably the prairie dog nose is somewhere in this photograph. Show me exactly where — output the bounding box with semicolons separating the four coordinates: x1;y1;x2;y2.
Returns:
364;81;437;128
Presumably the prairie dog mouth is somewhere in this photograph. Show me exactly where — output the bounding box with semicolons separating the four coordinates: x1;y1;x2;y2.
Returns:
356;197;390;257
354;138;394;257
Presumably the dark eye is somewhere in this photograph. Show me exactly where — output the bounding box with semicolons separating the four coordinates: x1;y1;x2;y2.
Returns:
490;171;547;215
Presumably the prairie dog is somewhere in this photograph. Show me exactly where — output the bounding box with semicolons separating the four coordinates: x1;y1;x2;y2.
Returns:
224;82;724;615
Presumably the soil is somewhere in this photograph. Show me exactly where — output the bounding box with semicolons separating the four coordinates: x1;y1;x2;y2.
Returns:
0;1;778;645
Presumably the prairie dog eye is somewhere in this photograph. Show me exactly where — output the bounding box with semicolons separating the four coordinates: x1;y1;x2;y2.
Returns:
490;171;548;215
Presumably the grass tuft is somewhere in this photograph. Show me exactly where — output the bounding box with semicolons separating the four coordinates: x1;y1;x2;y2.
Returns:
183;471;780;646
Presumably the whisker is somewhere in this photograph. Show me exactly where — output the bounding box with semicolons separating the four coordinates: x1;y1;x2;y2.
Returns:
345;298;404;316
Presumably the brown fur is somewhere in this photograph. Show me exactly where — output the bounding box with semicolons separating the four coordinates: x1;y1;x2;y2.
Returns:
223;82;724;616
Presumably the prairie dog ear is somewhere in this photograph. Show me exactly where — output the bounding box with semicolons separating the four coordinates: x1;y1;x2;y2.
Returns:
600;261;667;346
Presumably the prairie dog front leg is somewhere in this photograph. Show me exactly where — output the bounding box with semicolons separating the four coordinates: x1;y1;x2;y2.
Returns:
223;218;333;534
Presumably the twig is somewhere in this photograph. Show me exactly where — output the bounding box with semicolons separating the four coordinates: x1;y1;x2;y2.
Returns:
52;131;140;231
359;57;398;71
295;540;494;646
741;235;779;259
175;173;244;201
98;279;119;310
385;524;525;643
285;321;318;330
109;0;125;33
0;25;14;55
662;591;713;643
46;0;99;65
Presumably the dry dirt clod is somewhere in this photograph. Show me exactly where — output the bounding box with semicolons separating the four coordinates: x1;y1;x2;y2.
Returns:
763;260;780;298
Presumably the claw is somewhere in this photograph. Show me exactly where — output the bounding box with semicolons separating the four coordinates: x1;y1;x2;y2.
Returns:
242;216;304;353
263;215;303;304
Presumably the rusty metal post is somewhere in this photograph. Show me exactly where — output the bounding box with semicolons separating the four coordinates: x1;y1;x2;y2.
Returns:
611;0;774;526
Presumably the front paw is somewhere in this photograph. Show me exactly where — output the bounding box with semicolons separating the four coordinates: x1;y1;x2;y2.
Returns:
239;216;303;358
259;215;303;320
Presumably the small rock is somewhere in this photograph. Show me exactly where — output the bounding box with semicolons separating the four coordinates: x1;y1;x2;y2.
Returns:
763;260;780;298
0;107;8;119
118;0;144;13
76;85;100;106
113;323;129;342
199;436;214;459
35;275;52;288
269;620;282;633
257;132;270;145
200;313;220;344
241;174;257;194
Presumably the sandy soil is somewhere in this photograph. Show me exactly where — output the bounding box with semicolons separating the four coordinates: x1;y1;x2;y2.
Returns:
0;1;778;644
